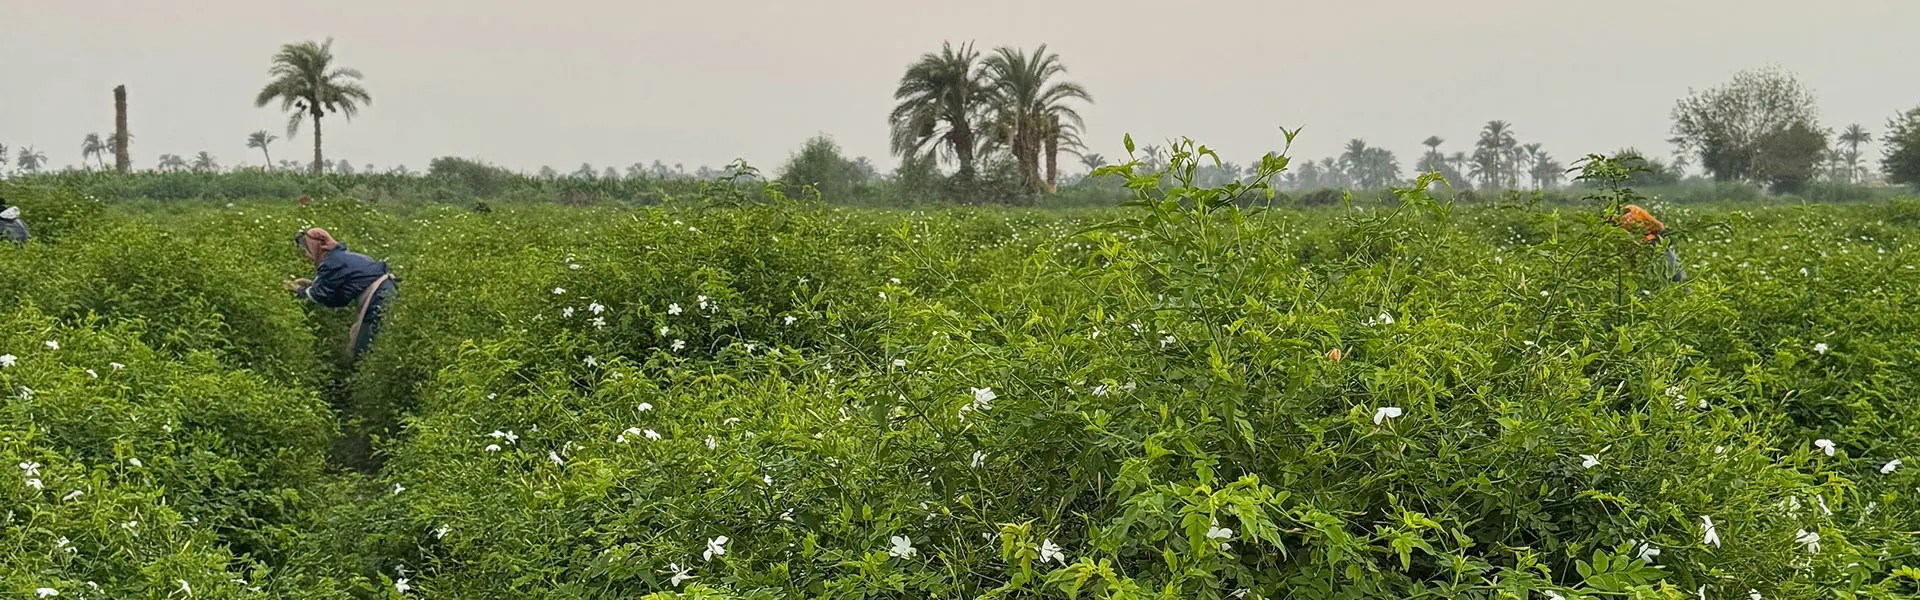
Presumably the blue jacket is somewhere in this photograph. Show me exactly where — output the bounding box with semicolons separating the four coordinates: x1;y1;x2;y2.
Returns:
301;243;395;308
0;217;25;245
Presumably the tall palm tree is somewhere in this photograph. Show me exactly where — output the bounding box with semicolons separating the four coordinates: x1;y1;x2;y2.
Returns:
1447;151;1469;176
81;133;108;170
1476;121;1519;188
889;42;990;179
1422;136;1444;154
16;146;47;172
191;151;219;172
247;130;278;168
1079;153;1107;171
1340;139;1372;179
157;153;187;172
1838;124;1871;183
1520;143;1544;188
254;38;372;174
982;44;1092;194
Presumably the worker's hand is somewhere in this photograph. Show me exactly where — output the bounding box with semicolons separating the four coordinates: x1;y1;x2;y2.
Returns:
283;278;311;292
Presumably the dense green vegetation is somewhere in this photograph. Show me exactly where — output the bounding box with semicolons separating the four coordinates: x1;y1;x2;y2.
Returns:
5;143;1920;597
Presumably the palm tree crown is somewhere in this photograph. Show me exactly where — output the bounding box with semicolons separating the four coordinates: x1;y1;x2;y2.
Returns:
889;42;990;178
982;44;1091;194
81;133;107;169
254;38;371;173
247;130;279;168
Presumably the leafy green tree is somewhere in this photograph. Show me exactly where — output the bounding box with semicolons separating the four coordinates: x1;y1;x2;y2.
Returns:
254;38;372;173
982;44;1091;194
777;135;868;201
1879;106;1920;189
191;151;218;172
1838;124;1871;183
573;163;596;179
1749;121;1827;192
889;42;990;180
538;166;557;179
603;167;618;180
247;130;278;168
1671;66;1821;184
81;133;107;170
15;146;47;172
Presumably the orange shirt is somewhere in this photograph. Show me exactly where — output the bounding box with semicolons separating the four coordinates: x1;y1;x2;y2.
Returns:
1615;204;1664;242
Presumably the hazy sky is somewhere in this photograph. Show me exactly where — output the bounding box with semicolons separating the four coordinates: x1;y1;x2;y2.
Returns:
4;0;1915;176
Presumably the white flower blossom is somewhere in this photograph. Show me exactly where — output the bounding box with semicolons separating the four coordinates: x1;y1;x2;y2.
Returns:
666;563;694;587
1632;540;1660;563
484;444;501;452
583;356;597;367
970;387;997;411
1546;592;1565;600
85;369;97;379
434;525;450;539
0;354;15;368
178;580;190;595
35;588;57;598
1749;589;1762;600
671;339;686;351
668;303;683;315
762;474;772;485
645;429;661;440
1372;406;1403;425
1883;459;1902;474
488;430;519;444
705;436;717;450
392;483;405;494
783;315;797;326
1795;529;1820;554
128;458;141;467
1701;515;1720;547
562;307;575;318
892;359;906;367
1814;342;1829;355
19;461;40;477
62;490;82;502
1160;335;1176;347
704;536;729;561
548;451;565;466
1814;439;1836;457
1037;539;1066;564
971;451;986;468
1581;454;1601;469
44;340;59;350
638;402;653;412
888;535;917;558
1377;312;1394;325
552;287;566;295
395;578;412;593
589;303;605;314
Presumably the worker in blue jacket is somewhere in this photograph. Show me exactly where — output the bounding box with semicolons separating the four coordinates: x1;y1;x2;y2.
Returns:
285;227;397;358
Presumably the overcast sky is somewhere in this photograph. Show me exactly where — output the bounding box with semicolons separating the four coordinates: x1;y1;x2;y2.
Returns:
3;0;1914;175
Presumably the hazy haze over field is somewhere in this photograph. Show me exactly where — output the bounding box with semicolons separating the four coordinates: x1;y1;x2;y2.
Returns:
3;0;1915;175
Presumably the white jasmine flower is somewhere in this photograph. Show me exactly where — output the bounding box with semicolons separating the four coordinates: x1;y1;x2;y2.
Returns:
128;458;141;467
0;355;15;368
666;563;694;587
645;429;661;440
19;461;40;477
395;578;411;593
1795;529;1820;554
705;436;716;450
44;341;59;350
784;315;797;326
1883;459;1902;474
392;483;405;494
62;490;82;502
971;451;985;468
548;451;565;466
1632;540;1660;563
35;589;57;598
1701;516;1720;547
1814;342;1829;355
1372;406;1403;425
671;339;686;351
484;444;501;452
26;478;43;490
704;536;729;561
583;356;597;367
434;525;450;539
1814;439;1835;456
888;535;917;558
1037;539;1066;564
970;387;997;410
638;402;653;412
892;359;906;367
562;307;575;318
1581;454;1601;469
552;287;566;295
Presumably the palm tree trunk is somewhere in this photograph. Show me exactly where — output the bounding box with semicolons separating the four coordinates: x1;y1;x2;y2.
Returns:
1045;133;1059;194
311;112;324;174
954;124;976;180
113;85;130;173
262;147;273;169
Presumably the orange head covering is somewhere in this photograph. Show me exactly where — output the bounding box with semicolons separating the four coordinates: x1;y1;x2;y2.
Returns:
294;227;340;264
1615;204;1664;242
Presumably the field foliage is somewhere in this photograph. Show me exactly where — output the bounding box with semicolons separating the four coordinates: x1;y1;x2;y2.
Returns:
2;143;1919;598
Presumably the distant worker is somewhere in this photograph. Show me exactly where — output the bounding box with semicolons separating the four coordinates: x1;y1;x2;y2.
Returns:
1615;204;1684;282
0;197;28;245
284;228;398;358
